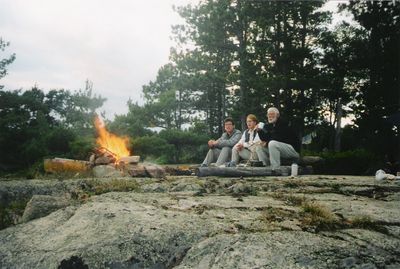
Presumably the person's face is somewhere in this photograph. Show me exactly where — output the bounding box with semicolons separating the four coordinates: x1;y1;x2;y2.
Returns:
224;121;234;133
267;111;278;123
246;118;257;129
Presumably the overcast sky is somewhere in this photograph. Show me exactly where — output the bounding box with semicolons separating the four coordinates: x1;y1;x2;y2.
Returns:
0;0;347;120
0;0;197;119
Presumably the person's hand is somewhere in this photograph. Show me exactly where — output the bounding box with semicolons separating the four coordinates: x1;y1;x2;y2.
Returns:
208;140;217;148
236;143;244;151
261;141;267;147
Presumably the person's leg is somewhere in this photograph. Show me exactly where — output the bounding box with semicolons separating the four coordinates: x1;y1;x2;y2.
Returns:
216;147;232;165
255;145;270;166
231;147;240;164
238;148;252;161
247;145;260;161
268;140;299;169
202;148;221;166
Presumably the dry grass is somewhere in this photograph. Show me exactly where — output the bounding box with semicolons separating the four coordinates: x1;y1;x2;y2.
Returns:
91;179;139;195
70;179;139;202
285;194;306;206
301;202;339;230
269;192;306;206
259;207;296;223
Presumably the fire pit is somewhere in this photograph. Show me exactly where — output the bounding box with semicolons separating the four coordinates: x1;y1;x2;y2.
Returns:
44;116;165;178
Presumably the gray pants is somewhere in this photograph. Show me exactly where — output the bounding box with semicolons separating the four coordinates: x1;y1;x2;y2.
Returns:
255;140;299;169
232;146;259;164
202;147;232;166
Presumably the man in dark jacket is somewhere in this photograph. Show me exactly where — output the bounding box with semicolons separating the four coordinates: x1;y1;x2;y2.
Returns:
256;107;300;169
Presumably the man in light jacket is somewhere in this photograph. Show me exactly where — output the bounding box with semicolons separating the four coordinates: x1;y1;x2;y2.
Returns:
201;118;242;167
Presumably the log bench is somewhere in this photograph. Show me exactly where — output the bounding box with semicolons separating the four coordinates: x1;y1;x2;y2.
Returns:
196;165;314;177
196;156;322;177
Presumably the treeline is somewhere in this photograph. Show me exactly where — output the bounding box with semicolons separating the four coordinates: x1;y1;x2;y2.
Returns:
0;82;104;172
0;85;210;174
0;1;399;175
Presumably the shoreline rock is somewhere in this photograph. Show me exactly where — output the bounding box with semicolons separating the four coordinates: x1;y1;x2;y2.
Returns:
0;175;399;268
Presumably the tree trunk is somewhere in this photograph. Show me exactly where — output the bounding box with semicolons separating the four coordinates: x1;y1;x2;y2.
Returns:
237;0;249;131
334;98;343;152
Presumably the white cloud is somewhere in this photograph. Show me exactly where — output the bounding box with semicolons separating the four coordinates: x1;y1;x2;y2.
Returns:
0;0;196;119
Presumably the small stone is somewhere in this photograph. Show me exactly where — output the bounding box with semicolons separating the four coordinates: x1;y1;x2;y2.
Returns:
340;256;357;268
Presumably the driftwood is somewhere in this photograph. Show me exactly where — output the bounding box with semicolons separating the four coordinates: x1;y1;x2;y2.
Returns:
44;158;90;173
196;165;313;177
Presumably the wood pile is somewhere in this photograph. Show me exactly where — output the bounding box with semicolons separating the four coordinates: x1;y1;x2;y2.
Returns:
44;147;165;178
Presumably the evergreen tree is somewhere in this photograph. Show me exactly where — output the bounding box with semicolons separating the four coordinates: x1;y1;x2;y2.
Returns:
0;38;16;88
342;1;400;159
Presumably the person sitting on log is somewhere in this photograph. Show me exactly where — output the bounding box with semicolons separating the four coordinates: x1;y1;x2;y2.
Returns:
200;117;242;167
226;114;262;167
256;107;300;169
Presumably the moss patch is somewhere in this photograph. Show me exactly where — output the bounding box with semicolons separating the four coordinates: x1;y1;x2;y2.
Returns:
0;199;29;230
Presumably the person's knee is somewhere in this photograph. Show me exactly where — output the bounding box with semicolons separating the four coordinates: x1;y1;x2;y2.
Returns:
255;145;264;154
232;147;239;154
221;147;232;153
268;140;279;149
206;148;215;155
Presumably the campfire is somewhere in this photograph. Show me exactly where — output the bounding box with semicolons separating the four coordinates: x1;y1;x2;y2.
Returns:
89;115;165;178
90;116;138;166
44;116;165;178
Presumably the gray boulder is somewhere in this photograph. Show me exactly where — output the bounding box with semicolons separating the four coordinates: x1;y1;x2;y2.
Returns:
21;195;72;222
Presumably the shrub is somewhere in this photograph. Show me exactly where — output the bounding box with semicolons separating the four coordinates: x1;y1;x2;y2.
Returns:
68;136;96;160
306;149;377;175
159;129;208;164
46;127;76;155
131;136;174;163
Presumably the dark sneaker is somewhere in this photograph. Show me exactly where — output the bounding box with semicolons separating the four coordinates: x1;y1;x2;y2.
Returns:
200;163;208;168
226;162;236;167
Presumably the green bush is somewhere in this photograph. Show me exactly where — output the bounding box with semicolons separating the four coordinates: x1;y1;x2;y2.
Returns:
159;129;209;164
131;136;174;163
131;130;209;164
309;149;377;175
46;127;76;155
69;136;96;160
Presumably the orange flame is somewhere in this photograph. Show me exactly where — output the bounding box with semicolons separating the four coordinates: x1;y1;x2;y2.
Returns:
94;116;130;160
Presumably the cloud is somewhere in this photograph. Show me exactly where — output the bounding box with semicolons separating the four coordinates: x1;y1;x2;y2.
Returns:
0;0;196;118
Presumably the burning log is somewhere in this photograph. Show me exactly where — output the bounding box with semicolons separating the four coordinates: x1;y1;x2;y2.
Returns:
90;147;118;165
90;146;163;178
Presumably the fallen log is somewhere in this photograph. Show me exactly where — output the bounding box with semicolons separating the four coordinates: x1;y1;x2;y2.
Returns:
196;165;313;177
44;158;90;173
